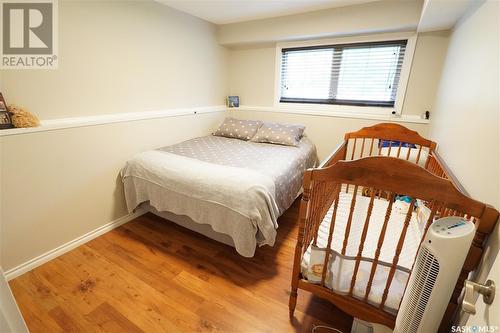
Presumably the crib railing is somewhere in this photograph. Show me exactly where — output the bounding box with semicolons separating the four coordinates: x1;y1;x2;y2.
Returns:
320;123;437;169
303;182;438;309
290;124;499;332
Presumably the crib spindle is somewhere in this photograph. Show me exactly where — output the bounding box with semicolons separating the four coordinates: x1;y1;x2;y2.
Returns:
305;181;317;248
311;181;323;246
378;139;382;156
424;148;432;169
364;193;395;301
307;181;317;246
351;138;358;160
416;146;423;164
396;141;403;158
315;182;327;242
369;138;374;156
443;207;450;217
405;145;411;161
320;187;341;287
387;141;392;157
380;198;416;309
349;189;376;296
303;194;314;253
342;185;359;255
360;138;366;158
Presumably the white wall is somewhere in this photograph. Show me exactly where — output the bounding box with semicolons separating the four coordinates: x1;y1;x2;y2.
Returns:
403;31;450;117
0;0;228;272
1;0;228;120
429;1;499;208
227;31;449;117
218;0;423;45
428;0;499;328
228;45;276;106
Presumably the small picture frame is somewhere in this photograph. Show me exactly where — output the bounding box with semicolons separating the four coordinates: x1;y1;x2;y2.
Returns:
0;93;13;129
226;96;239;108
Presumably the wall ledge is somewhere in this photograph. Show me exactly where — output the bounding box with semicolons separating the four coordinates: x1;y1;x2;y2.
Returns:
0;103;428;138
232;105;430;124
0;105;227;137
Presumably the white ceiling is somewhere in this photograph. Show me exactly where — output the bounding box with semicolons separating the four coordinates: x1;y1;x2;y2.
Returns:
158;0;379;25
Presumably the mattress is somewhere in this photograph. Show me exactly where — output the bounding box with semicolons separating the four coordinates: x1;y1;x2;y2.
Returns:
122;135;317;257
301;191;426;313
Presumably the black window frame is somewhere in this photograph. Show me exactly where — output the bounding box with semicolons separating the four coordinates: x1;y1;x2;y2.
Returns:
279;39;408;108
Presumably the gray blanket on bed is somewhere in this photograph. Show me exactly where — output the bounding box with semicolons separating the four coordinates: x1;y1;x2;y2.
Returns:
159;135;317;214
122;135;317;257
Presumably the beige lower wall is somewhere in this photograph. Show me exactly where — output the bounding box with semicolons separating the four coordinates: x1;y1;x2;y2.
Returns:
227;31;449;118
228;109;429;161
0;112;226;271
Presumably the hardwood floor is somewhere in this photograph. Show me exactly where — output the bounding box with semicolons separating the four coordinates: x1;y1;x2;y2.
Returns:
10;199;353;333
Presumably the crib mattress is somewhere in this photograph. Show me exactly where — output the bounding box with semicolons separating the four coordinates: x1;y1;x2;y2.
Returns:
301;191;426;313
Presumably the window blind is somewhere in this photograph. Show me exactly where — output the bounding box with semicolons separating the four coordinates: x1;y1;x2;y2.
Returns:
280;40;407;107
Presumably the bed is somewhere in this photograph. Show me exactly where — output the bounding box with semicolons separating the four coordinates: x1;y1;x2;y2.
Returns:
122;131;317;257
289;123;499;332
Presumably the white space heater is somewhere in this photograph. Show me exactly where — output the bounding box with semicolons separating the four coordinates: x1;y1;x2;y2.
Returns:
394;216;475;333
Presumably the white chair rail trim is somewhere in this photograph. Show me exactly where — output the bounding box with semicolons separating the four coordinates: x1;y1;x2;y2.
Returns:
0;105;227;137
233;105;430;124
0;103;428;137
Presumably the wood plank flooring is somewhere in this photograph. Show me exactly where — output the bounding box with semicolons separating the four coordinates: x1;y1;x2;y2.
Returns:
10;199;353;332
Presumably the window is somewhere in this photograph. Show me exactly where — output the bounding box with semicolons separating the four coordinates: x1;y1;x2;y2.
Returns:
280;40;407;107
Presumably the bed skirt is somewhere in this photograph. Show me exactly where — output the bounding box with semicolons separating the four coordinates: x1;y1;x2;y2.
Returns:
146;204;236;248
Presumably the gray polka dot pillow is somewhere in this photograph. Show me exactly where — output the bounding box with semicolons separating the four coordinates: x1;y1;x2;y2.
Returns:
213;117;263;141
250;121;305;146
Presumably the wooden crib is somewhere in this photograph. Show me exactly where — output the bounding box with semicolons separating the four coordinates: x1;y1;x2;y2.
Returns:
289;123;499;332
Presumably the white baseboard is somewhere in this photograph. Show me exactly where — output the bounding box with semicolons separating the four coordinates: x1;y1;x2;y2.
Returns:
4;209;147;281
